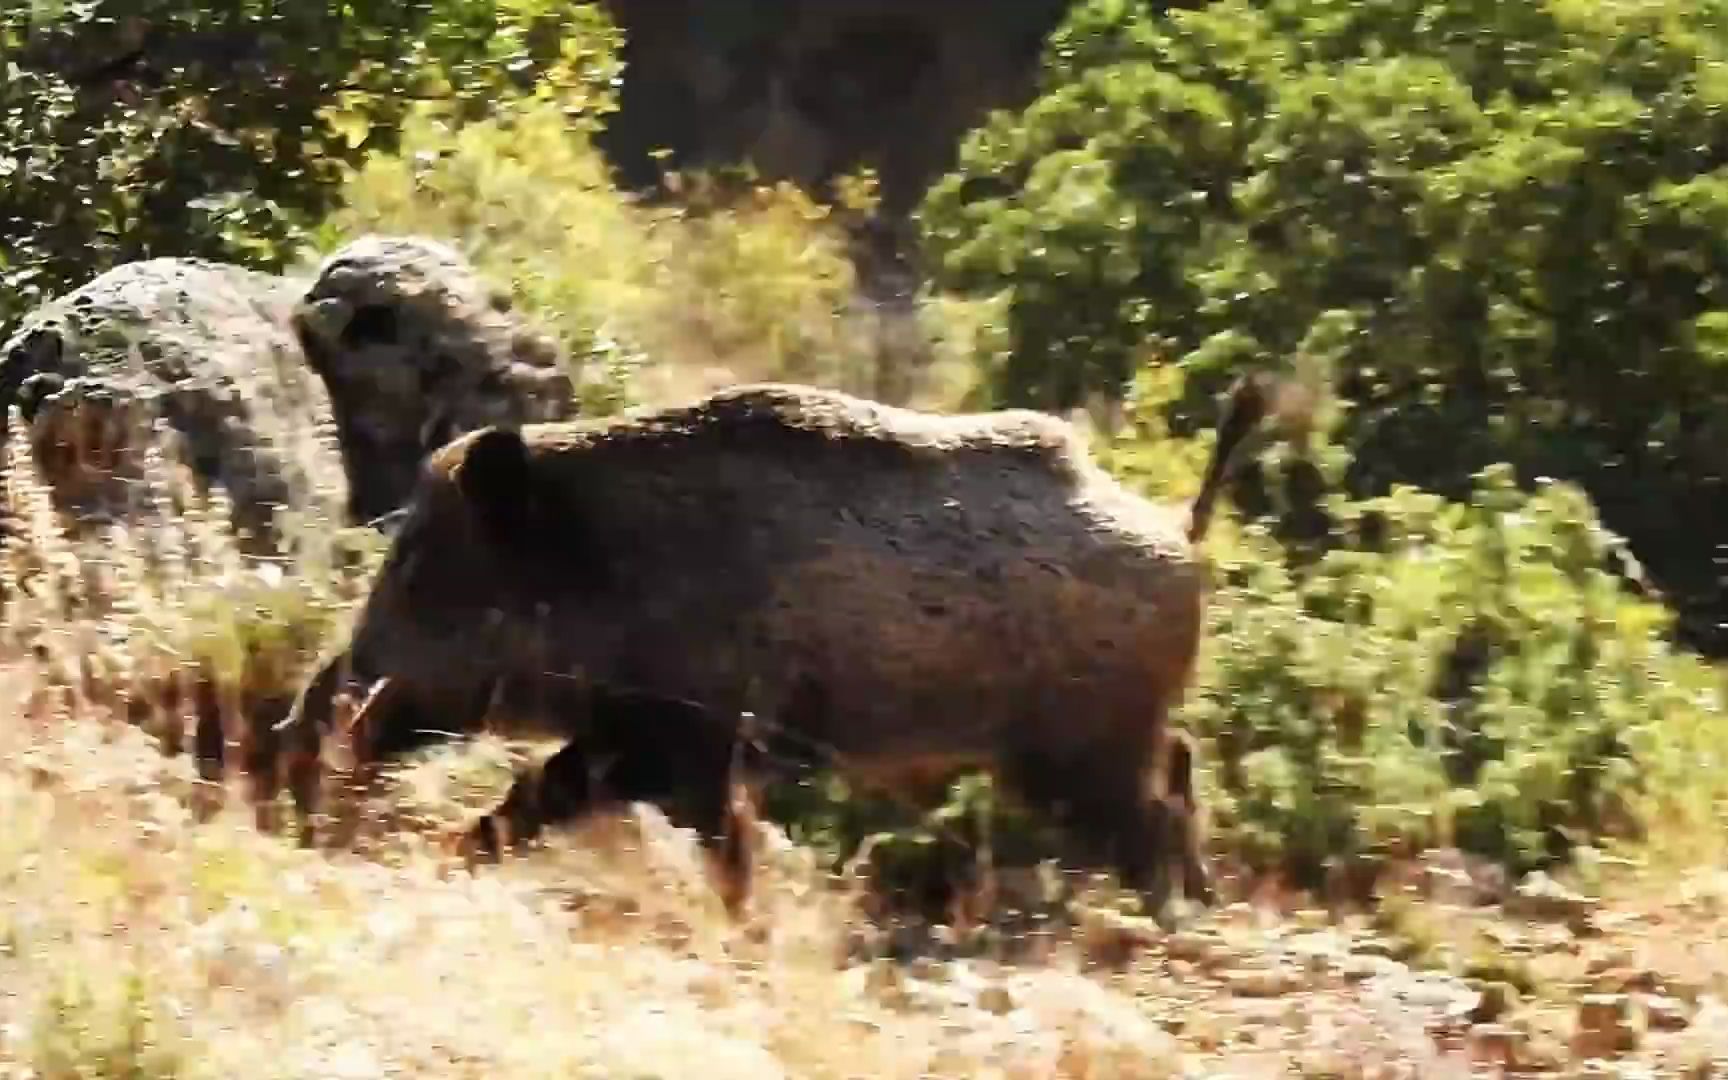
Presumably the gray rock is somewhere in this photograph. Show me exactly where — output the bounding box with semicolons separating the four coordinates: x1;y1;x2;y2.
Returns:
1641;993;1691;1032
1222;965;1304;998
291;235;577;524
1508;870;1599;927
0;257;337;550
0;236;579;556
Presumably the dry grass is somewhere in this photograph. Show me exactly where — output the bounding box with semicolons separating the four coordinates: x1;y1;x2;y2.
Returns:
34;679;1728;1079
0;674;1202;1080
0;390;381;787
0;382;1192;1078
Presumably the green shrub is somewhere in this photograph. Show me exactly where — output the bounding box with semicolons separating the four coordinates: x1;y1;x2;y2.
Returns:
325;101;930;410
30;969;192;1080
1182;456;1727;885
919;0;1728;651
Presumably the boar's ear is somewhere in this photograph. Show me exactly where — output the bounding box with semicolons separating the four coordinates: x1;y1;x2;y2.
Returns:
455;426;532;541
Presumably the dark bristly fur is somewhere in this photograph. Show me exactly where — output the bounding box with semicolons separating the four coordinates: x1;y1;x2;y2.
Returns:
274;379;1270;916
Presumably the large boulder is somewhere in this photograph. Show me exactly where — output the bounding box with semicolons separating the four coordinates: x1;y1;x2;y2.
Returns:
0;235;578;548
0;257;338;549
291;236;576;525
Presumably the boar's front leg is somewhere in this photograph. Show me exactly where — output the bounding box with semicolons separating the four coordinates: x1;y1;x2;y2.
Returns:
462;688;759;917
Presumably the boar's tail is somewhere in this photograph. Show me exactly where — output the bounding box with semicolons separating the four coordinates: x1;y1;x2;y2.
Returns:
1185;372;1274;545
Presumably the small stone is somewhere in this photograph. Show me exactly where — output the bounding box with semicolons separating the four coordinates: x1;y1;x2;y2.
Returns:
1586;948;1635;976
1183;1012;1229;1051
1297;947;1336;977
1573;993;1643;1059
1421;848;1491;906
1223;966;1303;998
1642;994;1691;1032
1074;905;1160;968
1164;929;1227;965
906;956;946;983
1508;871;1599;926
1341;954;1402;983
1471;981;1521;1023
845;958;907;1005
1469;1023;1527;1068
977;984;1015;1016
993;867;1059;911
1424;863;1480;905
1592;967;1661;995
1292;908;1331;930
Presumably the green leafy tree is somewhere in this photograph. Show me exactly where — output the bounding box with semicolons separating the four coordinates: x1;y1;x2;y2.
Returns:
0;0;622;332
920;0;1728;650
1096;368;1728;887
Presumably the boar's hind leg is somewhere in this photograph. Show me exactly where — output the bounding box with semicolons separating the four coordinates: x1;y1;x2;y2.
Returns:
1157;732;1216;908
1009;742;1180;918
192;671;229;822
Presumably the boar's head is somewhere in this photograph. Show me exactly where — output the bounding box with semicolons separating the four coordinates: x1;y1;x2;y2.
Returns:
344;425;591;695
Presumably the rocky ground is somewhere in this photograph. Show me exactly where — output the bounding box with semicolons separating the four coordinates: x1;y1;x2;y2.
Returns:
1056;876;1728;1077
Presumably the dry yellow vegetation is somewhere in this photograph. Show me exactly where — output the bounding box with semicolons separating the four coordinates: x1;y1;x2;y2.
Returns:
11;685;1728;1078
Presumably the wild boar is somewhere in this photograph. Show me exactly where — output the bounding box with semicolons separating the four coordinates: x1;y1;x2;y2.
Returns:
277;377;1271;914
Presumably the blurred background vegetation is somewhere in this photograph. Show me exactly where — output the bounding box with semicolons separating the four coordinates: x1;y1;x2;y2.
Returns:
6;0;1728;908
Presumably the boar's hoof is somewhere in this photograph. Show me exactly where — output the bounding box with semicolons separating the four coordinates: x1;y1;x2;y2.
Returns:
458;814;510;871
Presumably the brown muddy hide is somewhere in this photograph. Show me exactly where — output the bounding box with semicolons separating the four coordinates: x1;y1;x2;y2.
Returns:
292;236;577;525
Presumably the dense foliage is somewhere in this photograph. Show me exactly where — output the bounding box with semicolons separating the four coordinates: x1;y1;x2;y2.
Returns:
920;0;1728;653
0;0;621;331
327;106;880;412
326;100;982;411
1184;454;1725;884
